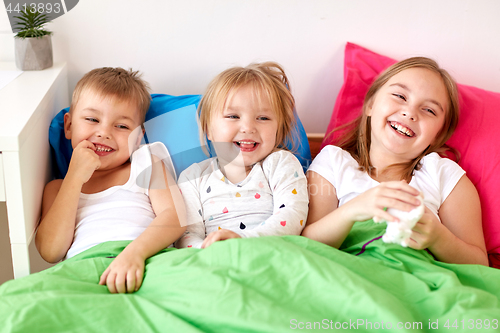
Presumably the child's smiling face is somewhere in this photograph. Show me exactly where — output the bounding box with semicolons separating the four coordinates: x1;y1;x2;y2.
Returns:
367;67;449;165
208;84;278;172
64;89;143;171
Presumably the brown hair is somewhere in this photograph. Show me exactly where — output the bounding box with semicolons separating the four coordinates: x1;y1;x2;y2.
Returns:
70;67;151;123
198;62;296;155
334;57;460;182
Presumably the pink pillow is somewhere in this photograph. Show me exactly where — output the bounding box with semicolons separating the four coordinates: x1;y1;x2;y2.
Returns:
322;42;500;267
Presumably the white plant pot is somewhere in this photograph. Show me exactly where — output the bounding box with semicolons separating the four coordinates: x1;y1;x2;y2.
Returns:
15;35;53;71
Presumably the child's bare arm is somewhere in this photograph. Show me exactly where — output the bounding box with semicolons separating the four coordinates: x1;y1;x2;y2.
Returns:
99;155;186;293
302;170;349;248
407;175;488;265
303;171;421;248
35;140;100;263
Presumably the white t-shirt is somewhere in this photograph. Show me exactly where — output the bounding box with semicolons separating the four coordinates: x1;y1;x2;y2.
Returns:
308;145;465;219
65;142;175;259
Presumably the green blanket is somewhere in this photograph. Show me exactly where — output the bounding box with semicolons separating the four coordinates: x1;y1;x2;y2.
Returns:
1;221;500;332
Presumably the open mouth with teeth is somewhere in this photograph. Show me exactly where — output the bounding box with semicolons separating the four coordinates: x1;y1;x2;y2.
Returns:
234;141;259;152
94;144;114;156
389;121;415;138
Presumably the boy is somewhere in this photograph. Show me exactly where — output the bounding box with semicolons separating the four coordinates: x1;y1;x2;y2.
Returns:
36;67;186;293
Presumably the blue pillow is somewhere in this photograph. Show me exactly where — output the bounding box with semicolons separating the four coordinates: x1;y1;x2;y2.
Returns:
49;94;311;178
49;106;73;179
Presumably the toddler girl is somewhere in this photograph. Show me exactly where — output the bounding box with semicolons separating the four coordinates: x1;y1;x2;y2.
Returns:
176;62;308;248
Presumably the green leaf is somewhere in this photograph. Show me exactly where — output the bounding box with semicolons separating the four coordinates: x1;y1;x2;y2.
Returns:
13;7;52;39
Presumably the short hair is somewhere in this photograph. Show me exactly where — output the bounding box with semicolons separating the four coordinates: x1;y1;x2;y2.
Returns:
335;57;460;182
70;67;151;123
198;62;296;154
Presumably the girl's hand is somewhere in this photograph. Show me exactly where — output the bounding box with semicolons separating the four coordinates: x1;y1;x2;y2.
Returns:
99;251;145;293
406;207;443;250
202;229;241;248
67;140;101;185
342;181;422;223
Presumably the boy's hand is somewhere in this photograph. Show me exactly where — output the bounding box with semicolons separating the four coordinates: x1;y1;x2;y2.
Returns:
67;140;101;184
99;251;145;293
201;229;241;248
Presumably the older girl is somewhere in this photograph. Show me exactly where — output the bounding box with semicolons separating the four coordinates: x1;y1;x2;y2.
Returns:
303;57;488;266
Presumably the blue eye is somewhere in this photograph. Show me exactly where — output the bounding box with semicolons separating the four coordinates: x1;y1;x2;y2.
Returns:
258;116;270;121
117;124;130;129
226;115;239;119
86;117;98;123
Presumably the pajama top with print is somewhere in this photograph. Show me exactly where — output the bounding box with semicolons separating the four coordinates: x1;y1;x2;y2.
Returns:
175;150;308;248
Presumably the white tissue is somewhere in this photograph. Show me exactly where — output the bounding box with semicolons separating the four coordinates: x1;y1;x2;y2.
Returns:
374;194;425;247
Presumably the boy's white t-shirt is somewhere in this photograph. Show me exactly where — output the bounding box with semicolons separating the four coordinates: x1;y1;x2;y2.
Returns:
308;145;465;219
65;142;174;259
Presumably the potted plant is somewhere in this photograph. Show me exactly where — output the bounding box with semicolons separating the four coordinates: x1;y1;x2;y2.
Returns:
14;8;53;70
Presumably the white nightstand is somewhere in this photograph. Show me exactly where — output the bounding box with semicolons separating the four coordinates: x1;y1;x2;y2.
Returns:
0;62;68;278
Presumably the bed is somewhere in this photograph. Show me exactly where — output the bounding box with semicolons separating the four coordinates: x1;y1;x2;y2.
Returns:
1;43;500;332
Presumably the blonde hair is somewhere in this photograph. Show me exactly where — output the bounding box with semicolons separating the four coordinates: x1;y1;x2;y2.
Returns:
334;57;460;182
198;62;296;155
70;67;151;123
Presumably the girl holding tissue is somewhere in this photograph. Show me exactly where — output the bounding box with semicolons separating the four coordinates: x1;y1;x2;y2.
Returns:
302;57;488;266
